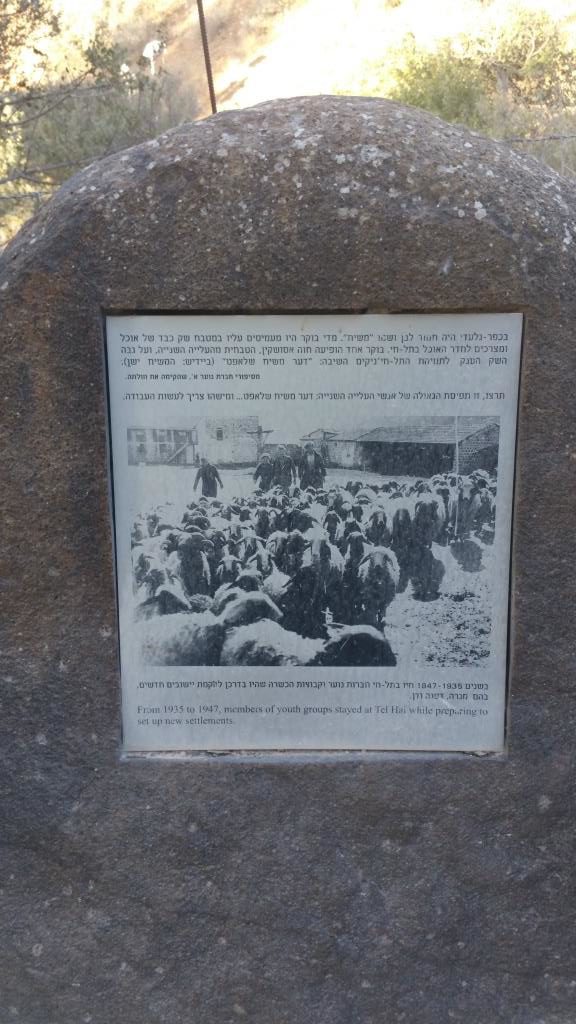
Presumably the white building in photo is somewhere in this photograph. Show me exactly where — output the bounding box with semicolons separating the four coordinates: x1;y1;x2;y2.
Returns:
127;416;268;467
201;416;265;466
127;426;199;466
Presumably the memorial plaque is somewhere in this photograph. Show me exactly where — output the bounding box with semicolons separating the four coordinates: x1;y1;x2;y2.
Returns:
5;94;576;1024
106;311;522;752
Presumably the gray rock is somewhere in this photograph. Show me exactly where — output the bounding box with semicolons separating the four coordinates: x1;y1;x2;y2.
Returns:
1;96;576;1023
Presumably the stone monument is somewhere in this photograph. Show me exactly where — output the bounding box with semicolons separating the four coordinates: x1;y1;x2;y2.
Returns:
1;97;575;1022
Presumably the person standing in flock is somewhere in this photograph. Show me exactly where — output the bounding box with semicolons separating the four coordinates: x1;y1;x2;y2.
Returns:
193;456;223;498
272;445;297;491
299;442;326;490
253;452;274;491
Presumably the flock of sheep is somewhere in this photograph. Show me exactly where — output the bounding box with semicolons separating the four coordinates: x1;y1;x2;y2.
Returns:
131;469;497;668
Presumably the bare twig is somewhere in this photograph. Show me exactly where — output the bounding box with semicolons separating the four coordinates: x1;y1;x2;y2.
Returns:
0;81;117;105
0;159;88;186
501;131;576;142
0;191;54;199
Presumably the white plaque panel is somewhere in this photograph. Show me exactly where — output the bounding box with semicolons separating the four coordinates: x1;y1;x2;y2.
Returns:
105;313;522;753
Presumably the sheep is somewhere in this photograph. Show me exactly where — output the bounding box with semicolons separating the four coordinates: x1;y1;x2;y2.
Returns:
168;535;211;597
218;592;282;629
212;586;246;615
233;569;264;592
137;611;225;666
131;464;496;666
134;576;192;620
279;564;333;639
343;530;370;566
310;624;396;667
262;562;291;602
358;546;400;629
215;546;242;586
265;530;288;562
390;507;414;593
220;620;323;666
413;498;445;547
245;542;272;576
365;510;391;547
254;507;272;539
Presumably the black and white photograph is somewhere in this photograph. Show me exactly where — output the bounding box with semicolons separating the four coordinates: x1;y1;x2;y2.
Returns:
107;311;522;752
129;414;499;669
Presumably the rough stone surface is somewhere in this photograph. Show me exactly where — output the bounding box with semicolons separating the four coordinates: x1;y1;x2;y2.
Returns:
1;96;576;1023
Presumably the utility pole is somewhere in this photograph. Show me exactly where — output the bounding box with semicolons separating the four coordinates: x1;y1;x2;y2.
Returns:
196;0;217;114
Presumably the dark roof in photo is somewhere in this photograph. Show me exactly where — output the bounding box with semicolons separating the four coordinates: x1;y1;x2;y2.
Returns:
301;428;339;439
351;417;499;445
330;426;380;442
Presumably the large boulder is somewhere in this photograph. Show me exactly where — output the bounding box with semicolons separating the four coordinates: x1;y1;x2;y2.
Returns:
1;97;576;1024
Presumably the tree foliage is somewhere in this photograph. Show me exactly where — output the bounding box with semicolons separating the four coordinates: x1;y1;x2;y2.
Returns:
0;5;195;244
3;0;576;244
0;1;59;90
389;40;491;130
387;6;576;153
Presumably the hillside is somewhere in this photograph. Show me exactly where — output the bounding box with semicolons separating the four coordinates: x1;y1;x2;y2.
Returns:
3;0;576;242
